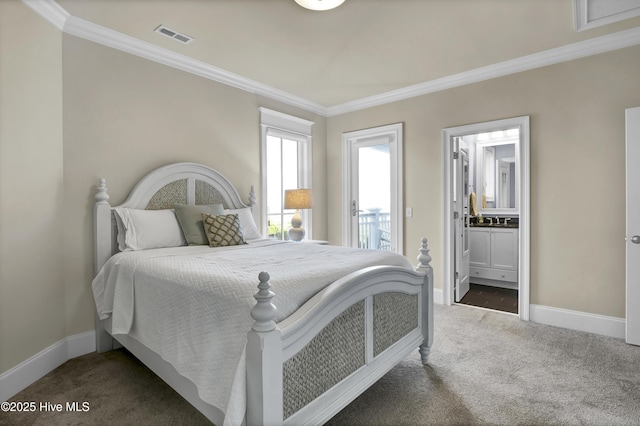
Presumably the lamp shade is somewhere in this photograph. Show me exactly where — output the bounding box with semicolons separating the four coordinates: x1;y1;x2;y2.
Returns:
284;189;312;210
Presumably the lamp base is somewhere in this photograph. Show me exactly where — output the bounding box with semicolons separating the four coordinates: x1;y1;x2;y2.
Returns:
288;226;305;242
289;210;305;242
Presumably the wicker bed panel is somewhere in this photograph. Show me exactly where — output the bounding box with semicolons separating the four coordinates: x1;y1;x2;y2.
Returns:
283;301;366;419
143;179;228;210
146;179;188;210
373;292;419;357
195;180;226;206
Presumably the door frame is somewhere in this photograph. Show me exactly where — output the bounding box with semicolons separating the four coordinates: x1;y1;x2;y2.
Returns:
342;123;403;254
443;116;531;320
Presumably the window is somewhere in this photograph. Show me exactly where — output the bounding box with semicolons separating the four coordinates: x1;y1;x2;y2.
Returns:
259;108;313;240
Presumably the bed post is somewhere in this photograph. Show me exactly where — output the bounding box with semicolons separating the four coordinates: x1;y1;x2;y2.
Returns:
246;272;283;425
94;179;112;272
94;178;115;353
416;237;434;364
248;185;260;233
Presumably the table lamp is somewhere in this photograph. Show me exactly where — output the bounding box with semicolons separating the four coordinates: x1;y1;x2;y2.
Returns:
284;189;312;242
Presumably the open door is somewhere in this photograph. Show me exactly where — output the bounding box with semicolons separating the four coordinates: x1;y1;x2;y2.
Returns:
454;137;470;302
626;107;640;346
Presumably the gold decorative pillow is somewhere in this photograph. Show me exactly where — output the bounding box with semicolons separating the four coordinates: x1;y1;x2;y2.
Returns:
201;213;247;247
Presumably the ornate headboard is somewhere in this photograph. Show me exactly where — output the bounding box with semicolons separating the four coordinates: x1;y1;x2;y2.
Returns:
94;162;257;274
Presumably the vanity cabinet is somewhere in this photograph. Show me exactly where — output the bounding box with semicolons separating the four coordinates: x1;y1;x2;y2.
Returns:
469;227;518;288
469;228;491;268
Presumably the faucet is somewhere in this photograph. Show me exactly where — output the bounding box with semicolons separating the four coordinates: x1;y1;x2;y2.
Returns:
495;217;501;225
504;217;511;225
487;217;493;225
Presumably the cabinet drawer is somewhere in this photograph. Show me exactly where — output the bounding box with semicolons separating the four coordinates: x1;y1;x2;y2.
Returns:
470;267;517;282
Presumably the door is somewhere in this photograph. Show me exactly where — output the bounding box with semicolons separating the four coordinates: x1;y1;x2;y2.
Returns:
454;138;470;302
343;124;403;253
626;107;640;345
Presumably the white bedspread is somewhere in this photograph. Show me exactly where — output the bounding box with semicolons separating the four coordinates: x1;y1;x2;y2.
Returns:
92;240;413;425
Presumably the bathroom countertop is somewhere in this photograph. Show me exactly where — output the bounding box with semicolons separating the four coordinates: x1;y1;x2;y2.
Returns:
469;222;519;229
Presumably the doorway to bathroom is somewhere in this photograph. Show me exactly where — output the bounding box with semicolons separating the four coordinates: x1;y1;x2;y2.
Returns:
443;116;530;319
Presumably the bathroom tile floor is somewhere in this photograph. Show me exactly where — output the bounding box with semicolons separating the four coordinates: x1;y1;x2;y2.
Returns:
459;283;518;314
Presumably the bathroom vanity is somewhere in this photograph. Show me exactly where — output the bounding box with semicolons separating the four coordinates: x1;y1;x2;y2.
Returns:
469;225;518;289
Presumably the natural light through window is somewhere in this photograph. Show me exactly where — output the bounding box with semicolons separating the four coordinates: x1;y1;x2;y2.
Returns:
260;108;313;241
358;145;390;213
266;136;300;240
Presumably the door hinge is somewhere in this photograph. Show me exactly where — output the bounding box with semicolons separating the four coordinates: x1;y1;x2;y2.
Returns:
453;211;459;219
453;151;459;160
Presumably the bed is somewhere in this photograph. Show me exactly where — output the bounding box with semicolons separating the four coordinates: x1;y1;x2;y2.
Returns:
92;162;434;425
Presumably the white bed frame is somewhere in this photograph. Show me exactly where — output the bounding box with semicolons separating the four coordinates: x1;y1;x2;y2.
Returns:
93;162;433;425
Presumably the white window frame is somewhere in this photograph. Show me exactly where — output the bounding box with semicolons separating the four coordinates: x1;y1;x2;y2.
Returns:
259;107;314;240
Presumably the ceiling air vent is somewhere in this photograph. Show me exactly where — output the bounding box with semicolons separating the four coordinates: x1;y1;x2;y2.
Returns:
154;25;194;44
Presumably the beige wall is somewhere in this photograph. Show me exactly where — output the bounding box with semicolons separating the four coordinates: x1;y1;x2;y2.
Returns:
0;1;65;373
61;36;327;336
327;45;640;318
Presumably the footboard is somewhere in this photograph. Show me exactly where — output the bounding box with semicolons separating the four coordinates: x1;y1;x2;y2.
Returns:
247;238;434;425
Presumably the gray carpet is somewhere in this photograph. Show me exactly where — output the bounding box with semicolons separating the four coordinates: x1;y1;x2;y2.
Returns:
3;304;640;426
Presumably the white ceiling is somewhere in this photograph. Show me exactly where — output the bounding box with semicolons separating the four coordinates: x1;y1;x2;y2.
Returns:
45;0;640;111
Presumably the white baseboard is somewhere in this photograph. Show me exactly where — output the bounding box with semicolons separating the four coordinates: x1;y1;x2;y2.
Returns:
437;286;625;339
434;287;444;305
66;330;97;358
0;331;96;402
529;304;625;339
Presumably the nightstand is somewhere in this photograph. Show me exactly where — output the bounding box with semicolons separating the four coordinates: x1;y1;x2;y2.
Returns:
302;239;329;245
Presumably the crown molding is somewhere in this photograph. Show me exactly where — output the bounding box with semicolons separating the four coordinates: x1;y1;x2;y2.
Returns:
62;16;329;116
22;0;640;118
21;0;327;115
326;25;640;116
22;0;69;30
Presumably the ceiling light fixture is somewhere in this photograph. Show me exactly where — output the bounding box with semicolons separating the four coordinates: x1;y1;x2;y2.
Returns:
294;0;345;11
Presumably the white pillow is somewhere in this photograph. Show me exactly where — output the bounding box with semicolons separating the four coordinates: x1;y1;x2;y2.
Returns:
114;209;127;252
113;208;187;251
223;207;262;240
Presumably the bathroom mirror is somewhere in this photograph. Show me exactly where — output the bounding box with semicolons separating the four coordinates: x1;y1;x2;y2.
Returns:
475;130;519;214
